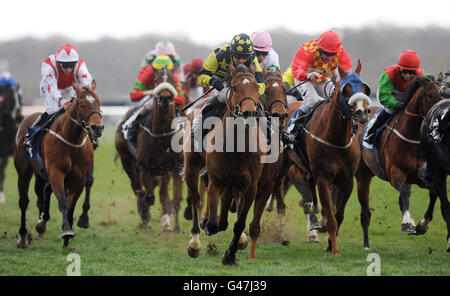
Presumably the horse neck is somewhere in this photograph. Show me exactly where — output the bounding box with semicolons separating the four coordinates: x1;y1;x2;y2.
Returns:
222;111;260;161
151;99;175;134
58;107;86;144
399;91;427;136
313;96;352;145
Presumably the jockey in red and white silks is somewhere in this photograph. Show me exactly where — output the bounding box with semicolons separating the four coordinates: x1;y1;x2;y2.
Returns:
40;44;93;115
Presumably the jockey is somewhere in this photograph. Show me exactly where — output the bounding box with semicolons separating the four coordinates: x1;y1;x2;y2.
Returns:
439;67;450;98
183;57;211;103
140;41;183;75
0;71;24;107
250;31;280;72
364;50;427;146
290;30;352;127
192;33;265;140
122;55;185;140
23;44;93;148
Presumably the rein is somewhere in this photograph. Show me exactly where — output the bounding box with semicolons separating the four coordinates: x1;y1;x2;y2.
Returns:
226;72;259;118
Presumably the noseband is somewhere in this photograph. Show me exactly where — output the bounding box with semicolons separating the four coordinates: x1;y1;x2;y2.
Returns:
226;73;259;118
69;92;103;133
263;76;288;119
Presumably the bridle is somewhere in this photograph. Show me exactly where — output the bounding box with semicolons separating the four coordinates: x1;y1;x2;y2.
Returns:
68;90;103;134
225;72;259;118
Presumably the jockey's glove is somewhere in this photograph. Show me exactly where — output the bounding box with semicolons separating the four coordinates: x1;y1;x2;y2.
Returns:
210;77;224;91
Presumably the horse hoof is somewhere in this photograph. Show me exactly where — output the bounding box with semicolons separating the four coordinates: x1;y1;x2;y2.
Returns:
35;220;47;234
17;238;29;249
238;234;248;250
61;229;75;239
364;247;370;251
187;246;201;258
222;251;236;265
401;223;415;233
332;251;341;257
205;223;218;236
77;216;90;229
308;235;320;243
413;220;428;235
183;206;193;220
0;192;5;203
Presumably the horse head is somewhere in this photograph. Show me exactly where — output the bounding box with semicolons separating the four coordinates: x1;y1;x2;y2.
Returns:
153;66;178;113
406;76;443;119
226;64;260;119
262;68;288;128
0;85;17;116
337;59;372;123
72;82;104;139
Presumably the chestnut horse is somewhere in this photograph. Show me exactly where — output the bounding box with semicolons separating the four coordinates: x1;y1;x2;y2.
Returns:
293;60;371;256
0;84;23;203
14;84;103;249
248;68;289;259
356;76;443;249
184;64;266;265
115;66;184;231
417;98;450;252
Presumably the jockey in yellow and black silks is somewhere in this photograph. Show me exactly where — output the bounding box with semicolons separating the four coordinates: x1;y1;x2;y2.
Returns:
192;33;265;145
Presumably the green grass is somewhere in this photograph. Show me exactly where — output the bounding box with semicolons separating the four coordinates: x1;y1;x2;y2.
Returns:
0;124;448;275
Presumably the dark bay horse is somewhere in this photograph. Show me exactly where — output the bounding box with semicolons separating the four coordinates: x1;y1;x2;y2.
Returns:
14;84;103;249
355;76;443;249
0;84;23;203
248;68;289;259
413;98;450;252
115;66;184;231
184;64;266;265
294;60;371;256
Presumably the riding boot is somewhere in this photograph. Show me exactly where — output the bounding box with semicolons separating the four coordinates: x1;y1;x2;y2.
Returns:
364;109;390;145
123;107;150;141
292;109;307;126
23;112;51;148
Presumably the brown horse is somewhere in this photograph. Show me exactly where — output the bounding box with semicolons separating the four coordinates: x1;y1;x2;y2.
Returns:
355;76;443;249
0;84;23;203
115;66;184;231
248;68;289;259
293;60;371;256
184;64;266;265
14;84;103;249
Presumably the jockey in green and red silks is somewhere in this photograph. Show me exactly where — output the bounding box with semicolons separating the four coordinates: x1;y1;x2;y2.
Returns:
364;50;427;146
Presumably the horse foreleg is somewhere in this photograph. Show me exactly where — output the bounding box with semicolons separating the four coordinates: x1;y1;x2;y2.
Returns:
317;179;339;256
47;168;74;249
17;169;33;249
249;186;272;260
171;174;183;232
355;164;373;249
186;164;202;258
205;181;220;236
138;170;155;228
77;168;94;229
35;176;48;236
430;168;450;252
0;157;8;203
391;170;415;233
222;185;255;265
159;175;172;232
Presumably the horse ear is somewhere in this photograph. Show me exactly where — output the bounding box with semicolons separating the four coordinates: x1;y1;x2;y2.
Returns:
250;63;256;75
438;72;444;84
73;83;82;95
229;64;236;76
334;79;341;99
338;64;347;79
355;59;362;75
91;79;97;91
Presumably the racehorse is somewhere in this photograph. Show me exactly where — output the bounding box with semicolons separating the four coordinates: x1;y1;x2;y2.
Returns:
293;60;371;256
0;84;22;203
413;98;450;252
184;64;266;265
356;76;443;249
248;68;289;259
14;83;103;249
115;66;184;231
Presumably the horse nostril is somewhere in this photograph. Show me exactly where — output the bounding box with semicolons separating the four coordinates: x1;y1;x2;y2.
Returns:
91;125;104;137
